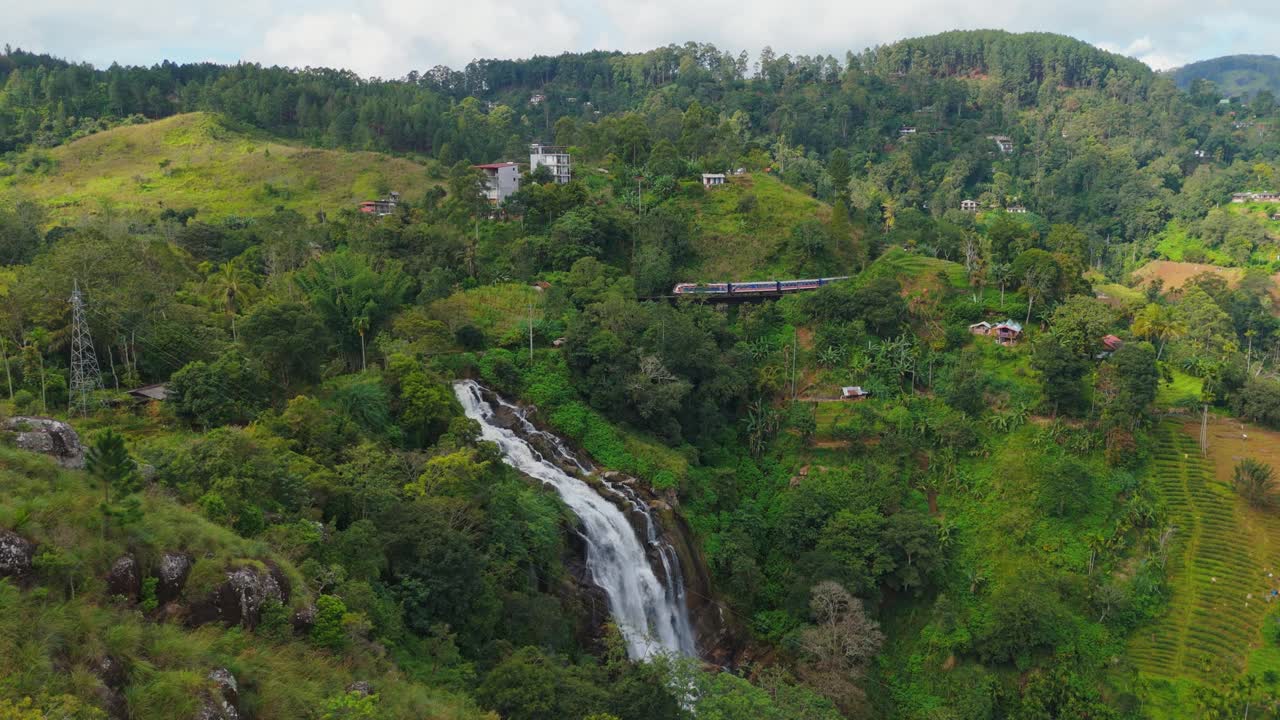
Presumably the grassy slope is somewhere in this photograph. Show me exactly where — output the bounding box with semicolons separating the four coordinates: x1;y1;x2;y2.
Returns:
675;173;842;280
0;113;437;222
0;444;487;720
1128;420;1280;716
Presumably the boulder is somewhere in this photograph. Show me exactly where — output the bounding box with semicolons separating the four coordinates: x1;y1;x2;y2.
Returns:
195;668;240;720
190;564;289;629
95;685;128;720
0;529;34;578
291;604;316;634
345;681;373;697
94;655;128;689
92;655;129;720
156;552;193;604
217;565;284;628
4;416;84;468
106;554;141;600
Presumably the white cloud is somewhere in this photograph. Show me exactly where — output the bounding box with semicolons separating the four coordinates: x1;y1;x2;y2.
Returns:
259;13;404;77
251;0;581;77
1097;36;1188;70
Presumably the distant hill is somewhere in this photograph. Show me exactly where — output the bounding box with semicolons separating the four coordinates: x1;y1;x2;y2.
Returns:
0;113;438;222
1171;54;1280;98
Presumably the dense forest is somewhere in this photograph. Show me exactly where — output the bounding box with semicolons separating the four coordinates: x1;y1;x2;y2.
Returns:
2;28;1280;720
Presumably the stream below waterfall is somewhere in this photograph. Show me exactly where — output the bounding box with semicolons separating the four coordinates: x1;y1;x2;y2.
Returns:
453;380;698;660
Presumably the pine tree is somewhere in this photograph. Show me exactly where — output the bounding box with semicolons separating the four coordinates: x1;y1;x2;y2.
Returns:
86;429;142;537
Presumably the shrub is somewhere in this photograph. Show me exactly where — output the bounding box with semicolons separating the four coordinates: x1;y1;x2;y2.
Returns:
141;577;159;613
1233;458;1277;508
313;594;350;650
12;389;36;414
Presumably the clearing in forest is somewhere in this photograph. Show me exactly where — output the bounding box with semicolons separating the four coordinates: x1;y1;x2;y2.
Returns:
0;112;437;222
1129;419;1279;694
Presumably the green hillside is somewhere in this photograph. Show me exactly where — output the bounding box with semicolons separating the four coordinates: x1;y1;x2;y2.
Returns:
675;172;841;280
1130;422;1271;714
0;113;437;222
0;443;488;720
1172;55;1280;98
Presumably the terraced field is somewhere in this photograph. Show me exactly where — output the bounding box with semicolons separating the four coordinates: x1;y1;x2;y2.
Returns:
1129;421;1275;685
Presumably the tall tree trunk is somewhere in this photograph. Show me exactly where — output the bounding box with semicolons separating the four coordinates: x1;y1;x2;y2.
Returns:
1025;293;1034;326
359;332;367;371
0;339;11;400
38;353;47;414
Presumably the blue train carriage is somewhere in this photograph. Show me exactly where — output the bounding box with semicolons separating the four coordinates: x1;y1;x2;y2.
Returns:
729;280;781;294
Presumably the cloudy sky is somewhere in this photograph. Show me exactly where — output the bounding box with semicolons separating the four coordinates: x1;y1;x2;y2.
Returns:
5;0;1277;78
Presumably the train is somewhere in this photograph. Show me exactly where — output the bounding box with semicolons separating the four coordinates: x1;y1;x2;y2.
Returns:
671;276;850;296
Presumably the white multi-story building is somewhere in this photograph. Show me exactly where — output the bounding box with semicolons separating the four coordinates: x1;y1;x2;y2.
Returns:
473;162;521;204
530;143;571;184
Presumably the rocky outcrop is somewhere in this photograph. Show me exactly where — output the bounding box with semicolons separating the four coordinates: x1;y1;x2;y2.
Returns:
0;529;34;579
189;563;290;629
195;668;240;720
657;504;746;667
291;604;316;635
106;555;141;600
92;655;129;720
345;681;373;697
156;552;193;604
562;526;612;651
476;384;746;666
4;416;84;468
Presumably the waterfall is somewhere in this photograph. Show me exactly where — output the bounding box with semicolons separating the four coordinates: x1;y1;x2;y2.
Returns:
453;380;698;660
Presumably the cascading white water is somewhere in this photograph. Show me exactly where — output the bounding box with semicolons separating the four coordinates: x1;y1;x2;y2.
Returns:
454;380;698;660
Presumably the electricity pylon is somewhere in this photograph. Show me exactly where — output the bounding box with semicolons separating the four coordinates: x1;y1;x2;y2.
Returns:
69;280;103;415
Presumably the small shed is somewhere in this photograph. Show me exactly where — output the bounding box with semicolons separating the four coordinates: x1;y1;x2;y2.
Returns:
969;321;993;336
551;337;567;348
126;383;169;403
1101;334;1124;352
841;386;870;400
701;173;726;188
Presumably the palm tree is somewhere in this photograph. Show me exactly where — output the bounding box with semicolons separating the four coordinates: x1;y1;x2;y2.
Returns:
353;314;371;371
208;260;256;341
1233;458;1277;508
1132;304;1186;360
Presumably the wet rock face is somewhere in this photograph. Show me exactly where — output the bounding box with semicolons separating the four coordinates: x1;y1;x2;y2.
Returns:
107;555;141;600
0;529;34;578
195;668;240;720
563;527;611;651
5;416;85;468
156;552;193;604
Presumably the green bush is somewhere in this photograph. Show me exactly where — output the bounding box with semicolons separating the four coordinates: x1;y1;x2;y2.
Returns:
312;594;349;650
